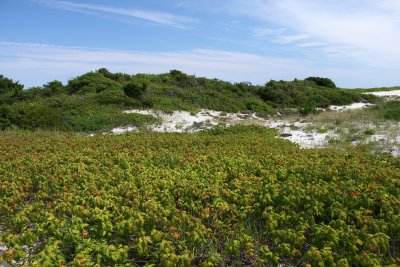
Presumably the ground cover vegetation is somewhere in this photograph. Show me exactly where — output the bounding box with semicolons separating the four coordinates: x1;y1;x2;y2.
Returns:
352;86;400;93
1;70;399;266
0;70;377;132
372;101;400;121
0;126;399;266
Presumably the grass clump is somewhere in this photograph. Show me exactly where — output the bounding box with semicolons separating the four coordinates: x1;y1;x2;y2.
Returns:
373;101;400;121
364;129;376;135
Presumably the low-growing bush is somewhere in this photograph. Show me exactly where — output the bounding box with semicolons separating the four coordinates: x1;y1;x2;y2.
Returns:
0;126;398;266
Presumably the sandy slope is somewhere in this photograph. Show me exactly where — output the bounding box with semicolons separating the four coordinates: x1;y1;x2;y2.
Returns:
368;90;400;97
112;109;338;148
110;91;399;156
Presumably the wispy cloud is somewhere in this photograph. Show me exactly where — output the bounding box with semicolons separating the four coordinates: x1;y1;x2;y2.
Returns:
232;0;400;68
254;28;309;44
32;0;195;28
253;28;285;39
298;42;323;48
1;42;396;88
0;42;315;87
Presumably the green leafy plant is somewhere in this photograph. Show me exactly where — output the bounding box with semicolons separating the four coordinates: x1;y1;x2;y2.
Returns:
0;126;398;266
123;80;148;100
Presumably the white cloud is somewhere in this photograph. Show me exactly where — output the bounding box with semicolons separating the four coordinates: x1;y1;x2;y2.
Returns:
253;28;309;44
233;0;400;68
253;28;286;39
0;42;315;87
32;0;195;28
1;42;397;88
298;42;323;48
273;34;309;45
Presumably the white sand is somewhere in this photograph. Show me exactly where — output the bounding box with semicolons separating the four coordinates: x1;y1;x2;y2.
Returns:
367;90;400;97
0;225;35;267
111;126;138;134
109;93;398;155
328;102;373;111
114;109;338;148
123;109;255;133
365;90;400;102
0;225;12;267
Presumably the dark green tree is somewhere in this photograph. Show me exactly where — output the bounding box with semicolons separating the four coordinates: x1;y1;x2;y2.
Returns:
0;105;18;130
97;68;112;78
305;77;336;88
0;75;23;96
42;80;64;96
97;68;131;82
0;75;24;105
168;69;197;88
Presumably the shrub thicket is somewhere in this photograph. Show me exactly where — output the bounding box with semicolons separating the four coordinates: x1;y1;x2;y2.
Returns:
258;79;369;114
123;81;148;100
0;70;382;130
0;75;24;104
305;77;336;88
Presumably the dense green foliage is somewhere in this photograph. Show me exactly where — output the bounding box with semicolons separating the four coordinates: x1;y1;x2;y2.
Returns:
352;89;400;121
258;79;376;115
0;75;24;105
0;94;157;132
0;126;399;266
132;70;273;114
352;87;400;93
0;71;157;132
0;70;375;131
373;101;400;121
305;77;336;88
123;81;148;100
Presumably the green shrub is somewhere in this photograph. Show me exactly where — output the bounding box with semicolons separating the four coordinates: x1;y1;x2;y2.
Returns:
13;102;63;130
67;72;121;94
0;71;388;132
305;77;336;88
97;68;131;82
0;104;18;129
298;99;317;115
0;75;24;104
94;90;140;107
245;98;274;113
258;79;367;110
0;74;23;95
382;103;400;120
123;81;148;100
0;127;398;266
364;129;375;135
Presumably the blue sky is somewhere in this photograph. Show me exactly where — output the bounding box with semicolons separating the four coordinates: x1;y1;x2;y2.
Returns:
1;0;400;88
